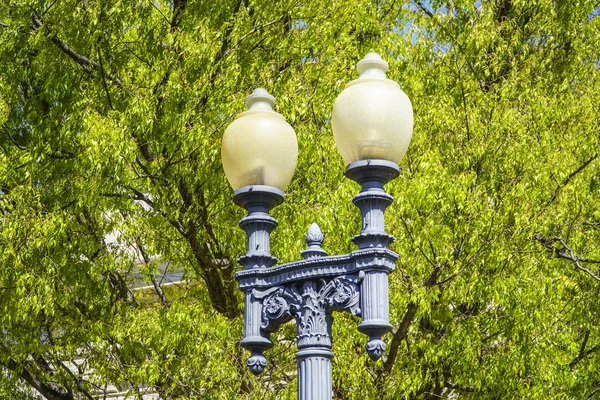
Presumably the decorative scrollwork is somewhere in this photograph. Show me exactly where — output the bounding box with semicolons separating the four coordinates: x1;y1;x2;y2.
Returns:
327;275;361;316
253;286;300;333
264;293;288;320
253;275;362;349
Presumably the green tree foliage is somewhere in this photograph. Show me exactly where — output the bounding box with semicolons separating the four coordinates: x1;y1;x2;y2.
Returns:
0;0;599;398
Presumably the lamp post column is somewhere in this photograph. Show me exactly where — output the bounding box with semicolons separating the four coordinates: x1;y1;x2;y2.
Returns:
346;159;400;360
295;223;333;399
295;281;334;400
234;186;284;375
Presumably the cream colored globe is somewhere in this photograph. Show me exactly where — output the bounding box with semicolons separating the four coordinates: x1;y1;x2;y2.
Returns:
221;88;298;191
332;52;413;165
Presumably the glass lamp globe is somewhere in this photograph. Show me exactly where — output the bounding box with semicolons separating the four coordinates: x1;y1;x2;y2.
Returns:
332;53;413;165
221;88;298;191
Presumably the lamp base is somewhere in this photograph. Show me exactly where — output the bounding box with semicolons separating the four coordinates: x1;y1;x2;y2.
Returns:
345;159;400;191
233;185;285;213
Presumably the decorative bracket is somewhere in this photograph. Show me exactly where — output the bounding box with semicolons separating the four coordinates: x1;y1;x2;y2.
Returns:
253;274;361;349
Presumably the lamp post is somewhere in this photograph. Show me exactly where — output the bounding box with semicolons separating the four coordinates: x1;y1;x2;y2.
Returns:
221;53;413;400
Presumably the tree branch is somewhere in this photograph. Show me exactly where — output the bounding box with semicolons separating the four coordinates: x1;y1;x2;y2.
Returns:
96;46;113;110
569;330;600;368
126;186;188;237
434;236;493;286
218;17;285;62
4;358;74;400
401;218;436;268
135;237;169;305
146;0;170;26
2;127;28;150
199;0;244;101
545;153;598;207
414;0;434;17
58;362;94;400
383;302;418;372
170;0;187;32
161;113;234;172
534;235;600;282
31;13;122;88
587;385;600;400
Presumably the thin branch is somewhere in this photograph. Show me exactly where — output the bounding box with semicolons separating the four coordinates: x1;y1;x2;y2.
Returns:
545;153;598;207
42;0;59;16
2;127;27;150
457;61;472;141
58;362;94;400
401;218;436;268
428;238;437;261
31;13;122;88
47;151;76;160
414;0;434;17
146;0;170;26
219;18;284;62
433;237;492;286
135;237;169;305
569;330;600;368
96;46;113;110
204;0;243;88
31;11;157;165
534;235;600;282
162;113;234;171
133;157;162;181
587;386;600;400
127;186;188;237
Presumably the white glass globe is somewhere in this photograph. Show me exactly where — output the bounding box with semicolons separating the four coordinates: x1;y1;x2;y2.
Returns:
221;88;298;191
332;53;413;165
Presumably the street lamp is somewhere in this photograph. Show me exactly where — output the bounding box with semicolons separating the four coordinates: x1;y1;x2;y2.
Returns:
222;52;413;400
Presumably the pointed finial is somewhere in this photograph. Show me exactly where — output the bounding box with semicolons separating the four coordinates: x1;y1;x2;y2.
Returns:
356;52;389;79
245;88;276;112
301;222;327;259
305;222;324;247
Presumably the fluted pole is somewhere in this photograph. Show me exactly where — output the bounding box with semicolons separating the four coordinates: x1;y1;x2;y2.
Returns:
297;347;333;400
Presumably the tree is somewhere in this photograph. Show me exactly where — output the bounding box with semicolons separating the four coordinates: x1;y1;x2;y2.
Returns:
0;0;599;398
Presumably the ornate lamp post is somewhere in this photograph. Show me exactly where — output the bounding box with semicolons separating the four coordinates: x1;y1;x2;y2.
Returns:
221;53;413;400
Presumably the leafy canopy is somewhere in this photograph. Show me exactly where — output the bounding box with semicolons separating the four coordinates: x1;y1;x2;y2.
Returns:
0;0;599;398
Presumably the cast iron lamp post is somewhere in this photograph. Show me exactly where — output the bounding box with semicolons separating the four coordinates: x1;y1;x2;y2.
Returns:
221;52;413;400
